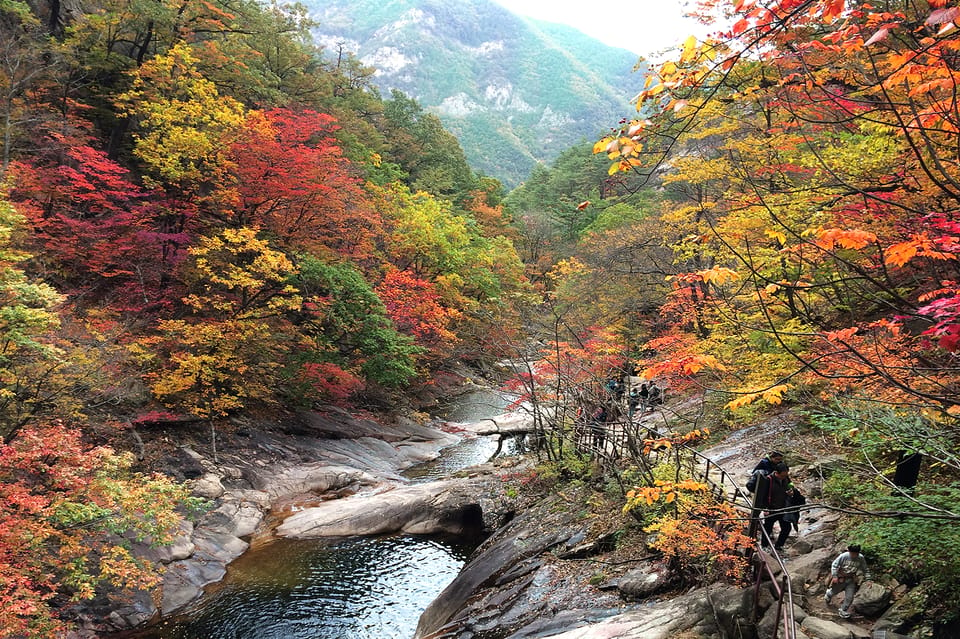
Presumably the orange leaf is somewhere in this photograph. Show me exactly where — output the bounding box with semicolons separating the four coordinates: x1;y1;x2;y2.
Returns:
816;228;877;250
884;239;922;267
822;0;845;22
823;327;859;342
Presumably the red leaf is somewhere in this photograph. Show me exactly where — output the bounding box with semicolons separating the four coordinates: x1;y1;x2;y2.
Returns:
864;28;889;46
926;7;959;25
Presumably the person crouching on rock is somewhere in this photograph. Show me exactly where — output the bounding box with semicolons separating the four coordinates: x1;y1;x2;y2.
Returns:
825;544;872;618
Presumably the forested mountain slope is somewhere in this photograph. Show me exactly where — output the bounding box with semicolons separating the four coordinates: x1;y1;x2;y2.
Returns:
0;0;532;633
306;0;643;187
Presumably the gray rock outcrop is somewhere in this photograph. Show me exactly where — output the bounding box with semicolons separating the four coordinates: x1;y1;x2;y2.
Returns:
616;561;674;600
276;476;494;538
853;580;892;617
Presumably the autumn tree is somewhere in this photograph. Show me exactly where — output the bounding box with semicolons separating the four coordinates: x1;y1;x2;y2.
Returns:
375;268;461;358
138;227;301;424
286;256;419;398
0;193;67;441
0;421;193;638
598;1;960;415
115;42;246;211
228;108;378;260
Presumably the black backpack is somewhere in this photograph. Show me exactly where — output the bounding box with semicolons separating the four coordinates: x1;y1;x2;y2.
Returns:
746;470;764;493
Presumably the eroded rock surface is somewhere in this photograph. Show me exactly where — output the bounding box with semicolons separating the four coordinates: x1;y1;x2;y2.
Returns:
276;476;496;538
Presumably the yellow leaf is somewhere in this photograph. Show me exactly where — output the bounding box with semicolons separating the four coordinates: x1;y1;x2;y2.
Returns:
765;229;787;245
592;138;613;154
725;392;761;410
680;35;698;63
761;384;791;405
698;266;740;285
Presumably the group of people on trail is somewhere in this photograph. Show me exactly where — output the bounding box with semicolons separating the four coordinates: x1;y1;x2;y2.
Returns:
747;450;806;552
627;381;663;420
572;373;666;455
747;451;873;618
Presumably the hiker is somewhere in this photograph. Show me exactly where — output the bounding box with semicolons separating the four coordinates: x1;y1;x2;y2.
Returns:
604;377;621;401
627;387;642;421
781;484;806;533
754;450;784;474
638;383;650;409
746;451;784;493
824;544;872;618
647;383;662;406
761;462;794;552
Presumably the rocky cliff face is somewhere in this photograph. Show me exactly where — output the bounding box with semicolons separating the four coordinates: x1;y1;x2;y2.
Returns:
305;0;644;187
413;408;918;639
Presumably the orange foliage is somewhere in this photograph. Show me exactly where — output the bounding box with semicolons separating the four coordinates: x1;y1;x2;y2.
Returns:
645;500;752;584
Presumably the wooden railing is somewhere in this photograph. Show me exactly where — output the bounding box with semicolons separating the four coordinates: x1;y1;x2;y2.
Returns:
570;416;797;639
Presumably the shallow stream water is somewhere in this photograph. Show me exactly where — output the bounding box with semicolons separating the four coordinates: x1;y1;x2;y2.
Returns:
127;387;517;639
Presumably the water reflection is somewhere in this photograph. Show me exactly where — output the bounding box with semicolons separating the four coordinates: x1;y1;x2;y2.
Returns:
123;386;519;639
132;534;481;639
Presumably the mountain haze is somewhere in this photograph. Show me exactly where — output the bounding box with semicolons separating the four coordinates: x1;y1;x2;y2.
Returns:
306;0;645;187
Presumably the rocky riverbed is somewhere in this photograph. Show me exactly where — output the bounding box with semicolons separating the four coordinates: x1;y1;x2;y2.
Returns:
76;390;536;638
83;398;927;639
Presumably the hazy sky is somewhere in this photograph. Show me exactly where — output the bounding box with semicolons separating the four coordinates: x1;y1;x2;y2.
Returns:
493;0;711;57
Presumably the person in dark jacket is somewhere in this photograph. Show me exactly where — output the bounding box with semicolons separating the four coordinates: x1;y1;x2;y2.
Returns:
761;462;794;552
754;450;784;474
747;450;785;493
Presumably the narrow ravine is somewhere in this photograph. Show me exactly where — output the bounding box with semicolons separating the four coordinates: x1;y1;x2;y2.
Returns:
123;387;517;639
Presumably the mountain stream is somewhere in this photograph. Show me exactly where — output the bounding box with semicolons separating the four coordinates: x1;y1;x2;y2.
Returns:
129;387;516;639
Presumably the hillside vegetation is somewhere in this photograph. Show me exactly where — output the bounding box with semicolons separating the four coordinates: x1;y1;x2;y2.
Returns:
0;1;531;634
306;0;643;187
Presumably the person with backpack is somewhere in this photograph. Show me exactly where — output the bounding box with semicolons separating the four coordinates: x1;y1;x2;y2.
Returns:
755;450;784;474
746;451;784;493
647;383;662;406
824;544;872;618
781;484;806;532
760;462;794;552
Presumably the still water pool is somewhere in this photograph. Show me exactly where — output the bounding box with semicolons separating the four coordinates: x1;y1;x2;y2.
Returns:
133;532;481;639
127;387;520;639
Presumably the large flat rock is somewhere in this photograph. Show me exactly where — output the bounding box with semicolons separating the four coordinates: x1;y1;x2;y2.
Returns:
276;476;492;538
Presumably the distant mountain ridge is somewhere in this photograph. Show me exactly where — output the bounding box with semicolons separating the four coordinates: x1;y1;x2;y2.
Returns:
305;0;645;187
